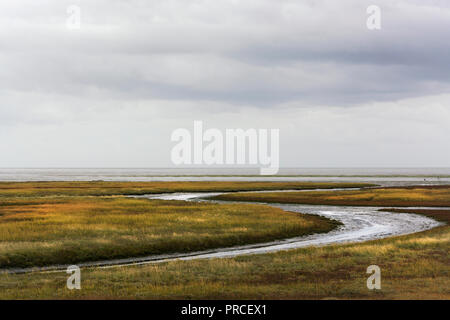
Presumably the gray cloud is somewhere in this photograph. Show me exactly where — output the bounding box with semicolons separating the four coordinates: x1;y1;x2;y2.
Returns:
1;0;450;105
0;0;449;167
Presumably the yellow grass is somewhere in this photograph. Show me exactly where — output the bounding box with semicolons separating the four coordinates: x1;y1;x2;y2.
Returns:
0;182;448;299
0;181;375;198
212;186;450;207
0;196;337;268
0;213;448;299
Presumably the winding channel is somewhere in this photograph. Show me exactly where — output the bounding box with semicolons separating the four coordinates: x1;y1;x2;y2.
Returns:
2;188;444;274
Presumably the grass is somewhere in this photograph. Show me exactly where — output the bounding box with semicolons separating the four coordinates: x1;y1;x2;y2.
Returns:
379;208;450;223
0;208;447;300
0;182;448;299
211;185;450;207
0;196;338;268
0;181;367;268
0;181;375;198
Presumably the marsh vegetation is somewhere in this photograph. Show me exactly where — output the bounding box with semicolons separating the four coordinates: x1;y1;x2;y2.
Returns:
0;196;337;268
0;182;448;299
0;181;375;198
212;186;450;207
1;207;447;299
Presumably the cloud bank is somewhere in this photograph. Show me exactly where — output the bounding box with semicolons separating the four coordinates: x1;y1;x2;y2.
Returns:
0;0;449;167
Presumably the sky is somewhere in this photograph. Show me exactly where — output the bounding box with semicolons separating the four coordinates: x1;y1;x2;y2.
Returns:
0;0;449;168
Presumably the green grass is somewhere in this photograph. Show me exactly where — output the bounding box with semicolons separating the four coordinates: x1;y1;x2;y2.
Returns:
0;182;448;299
0;208;448;300
211;185;450;207
0;196;338;268
0;181;375;198
0;181;369;268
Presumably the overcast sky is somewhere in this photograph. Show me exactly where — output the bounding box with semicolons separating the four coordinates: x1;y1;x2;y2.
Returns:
0;0;449;168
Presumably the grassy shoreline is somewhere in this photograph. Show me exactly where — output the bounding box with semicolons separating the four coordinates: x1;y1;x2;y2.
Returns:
1;208;447;300
0;182;448;299
0;181;376;198
0;196;339;269
211;186;450;207
0;182;370;268
379;208;450;223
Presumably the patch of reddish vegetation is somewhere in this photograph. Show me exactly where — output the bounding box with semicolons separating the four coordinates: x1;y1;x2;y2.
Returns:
380;208;450;223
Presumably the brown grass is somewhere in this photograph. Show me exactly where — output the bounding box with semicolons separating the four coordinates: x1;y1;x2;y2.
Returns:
212;185;450;207
0;182;448;299
0;196;338;268
379;208;450;223
0;208;447;300
0;181;375;198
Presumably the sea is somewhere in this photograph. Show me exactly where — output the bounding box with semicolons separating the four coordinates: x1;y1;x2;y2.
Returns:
0;168;449;186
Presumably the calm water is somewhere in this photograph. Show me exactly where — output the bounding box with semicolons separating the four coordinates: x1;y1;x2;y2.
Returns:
0;168;449;186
